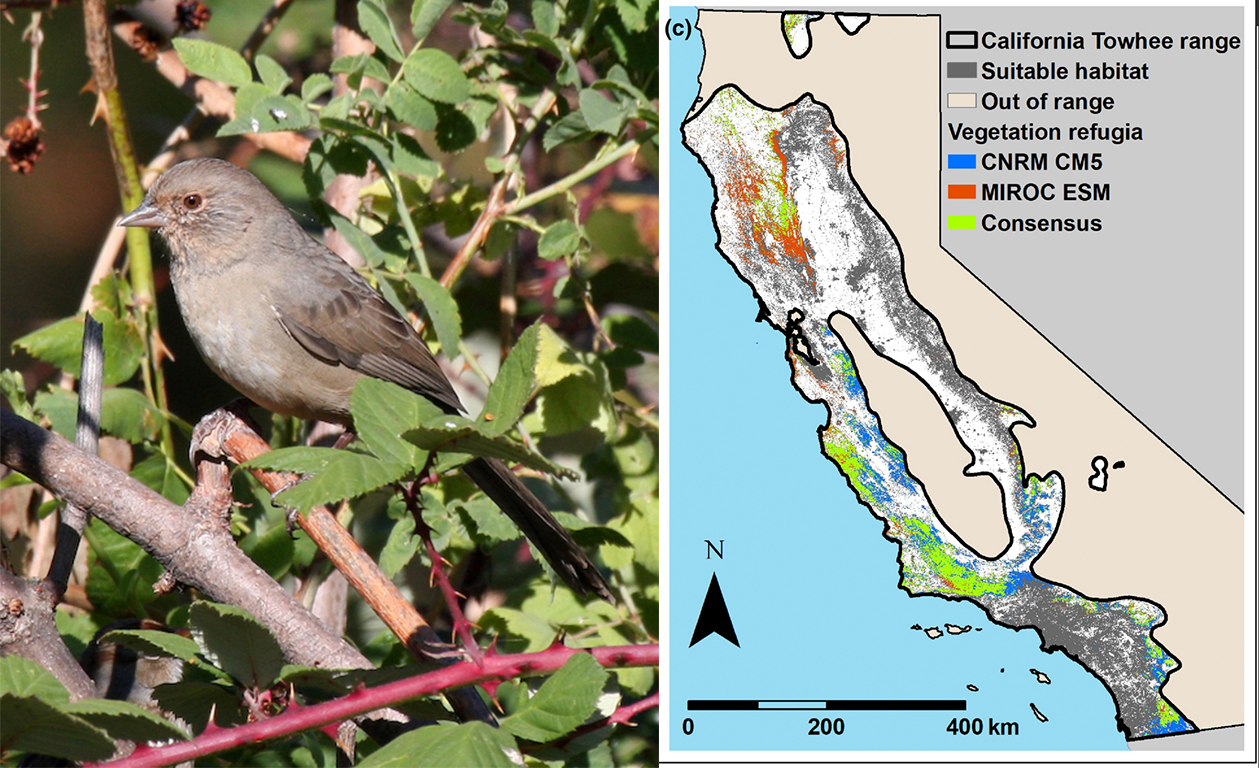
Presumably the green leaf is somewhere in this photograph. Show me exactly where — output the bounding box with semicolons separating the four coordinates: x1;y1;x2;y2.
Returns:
538;220;581;261
531;0;560;36
358;0;405;62
351;378;444;468
328;211;392;268
245;446;408;513
245;517;296;579
615;0;654;33
386;82;438;131
411;0;454;41
403;274;462;362
535;324;585;387
189;602;285;690
101;628;201;662
434;103;477;153
84;517;158;617
151;681;244;732
131;452;191;504
392;132;440;178
0;655;71;703
254;54;292;93
100;387;162;443
532;368;617;438
478;322;539;436
301;72;333;103
0;694;115;762
456;496;520;544
542;110;592;152
481;607;558;652
500;653;608;742
579;89;626;135
404;415;568;477
379;514;419;578
64;699;190;744
358;721;518;767
172;38;253;88
12;310;143;386
602;313;657;353
0;369;32;420
403;48;470;104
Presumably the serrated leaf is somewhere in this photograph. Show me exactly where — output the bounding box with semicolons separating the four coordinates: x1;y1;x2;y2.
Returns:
272;450;407;513
537;219;581;261
392;133;440;178
101;387;163;443
379;515;419;578
172;38;253;88
434;103;477;153
64;699;191;744
0;694;115;761
246;517;296;579
301;72;333;102
351;378;444;468
456;496;520;544
0;655;71;703
358;721;517;767
328;211;392;268
478;323;539;436
535;324;584;387
542;110;591;152
481;607;558;652
403;48;470;104
189;602;285;690
403;274;461;362
12;310;142;386
404;416;567;477
614;0;653;33
385;82;438;131
102;629;201;661
579;89;626;135
358;0;405;61
533;369;617;438
500;653;608;742
151;680;243;732
254;54;292;93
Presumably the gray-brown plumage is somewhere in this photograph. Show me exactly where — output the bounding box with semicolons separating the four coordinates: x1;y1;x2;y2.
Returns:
120;158;612;601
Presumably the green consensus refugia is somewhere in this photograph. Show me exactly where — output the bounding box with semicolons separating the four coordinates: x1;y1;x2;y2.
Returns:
981;214;1102;232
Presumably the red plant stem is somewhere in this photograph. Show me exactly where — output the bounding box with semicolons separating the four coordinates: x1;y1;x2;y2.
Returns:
90;644;658;768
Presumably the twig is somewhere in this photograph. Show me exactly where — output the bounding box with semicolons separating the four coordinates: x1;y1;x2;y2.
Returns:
93;644;659;768
21;11;46;129
44;313;102;598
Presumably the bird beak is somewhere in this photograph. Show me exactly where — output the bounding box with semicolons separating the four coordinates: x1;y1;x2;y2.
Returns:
118;201;167;229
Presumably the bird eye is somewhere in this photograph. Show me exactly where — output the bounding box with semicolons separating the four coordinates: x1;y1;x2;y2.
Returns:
183;194;203;210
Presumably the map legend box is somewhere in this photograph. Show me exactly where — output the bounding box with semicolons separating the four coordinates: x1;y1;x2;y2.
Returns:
948;184;976;199
947;92;977;108
947;153;976;169
947;215;977;229
945;30;978;48
946;61;977;77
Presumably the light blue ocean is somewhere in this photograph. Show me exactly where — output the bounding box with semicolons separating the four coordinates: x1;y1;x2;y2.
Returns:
667;5;1128;752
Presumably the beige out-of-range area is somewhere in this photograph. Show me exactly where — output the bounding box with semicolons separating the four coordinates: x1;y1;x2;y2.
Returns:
688;10;1244;732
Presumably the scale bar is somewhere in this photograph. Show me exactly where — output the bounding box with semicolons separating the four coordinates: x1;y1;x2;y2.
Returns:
688;699;967;711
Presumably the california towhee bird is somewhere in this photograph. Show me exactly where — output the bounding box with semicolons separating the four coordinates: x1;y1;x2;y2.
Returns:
120;158;612;601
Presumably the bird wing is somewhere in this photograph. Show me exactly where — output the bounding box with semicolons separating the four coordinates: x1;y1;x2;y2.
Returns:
271;239;464;415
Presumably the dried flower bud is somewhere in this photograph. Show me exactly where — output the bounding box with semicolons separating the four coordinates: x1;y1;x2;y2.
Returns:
175;0;212;32
129;25;163;62
2;116;45;174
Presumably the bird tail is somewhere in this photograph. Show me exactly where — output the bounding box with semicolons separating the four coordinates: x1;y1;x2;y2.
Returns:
461;457;614;602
